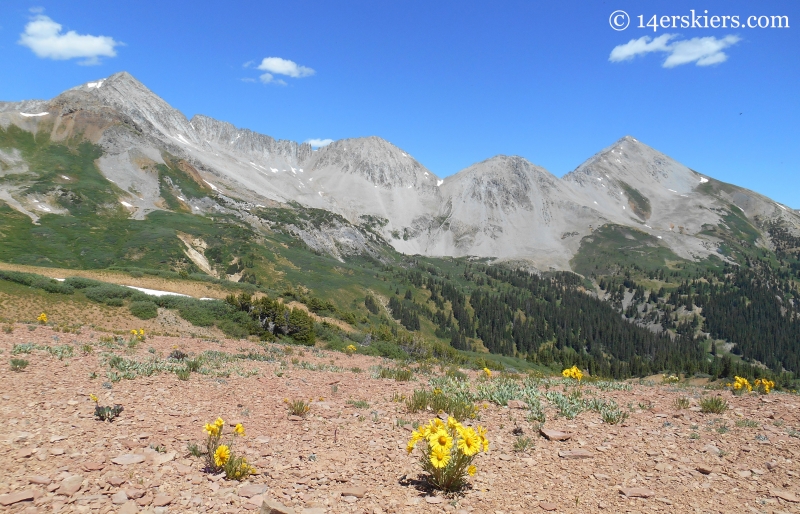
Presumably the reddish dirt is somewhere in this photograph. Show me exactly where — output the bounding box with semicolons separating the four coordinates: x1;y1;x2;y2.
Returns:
0;324;799;514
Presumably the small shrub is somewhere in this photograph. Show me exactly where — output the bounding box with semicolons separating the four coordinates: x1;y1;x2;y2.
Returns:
130;301;158;320
176;368;191;381
700;396;729;414
754;378;775;394
90;393;123;422
662;374;680;384
169;349;188;360
11;343;37;355
348;399;370;409
600;405;629;425
513;436;534;453
81;344;94;355
406;417;489;492
286;399;311;417
735;419;759;428
10;358;29;372
345;344;357;356
674;397;690;410
2;325;13;334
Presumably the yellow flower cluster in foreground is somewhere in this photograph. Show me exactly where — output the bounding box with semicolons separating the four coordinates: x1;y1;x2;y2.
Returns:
731;376;752;393
345;344;357;355
200;417;256;480
482;368;492;379
562;365;583;381
406;417;488;492
37;312;48;324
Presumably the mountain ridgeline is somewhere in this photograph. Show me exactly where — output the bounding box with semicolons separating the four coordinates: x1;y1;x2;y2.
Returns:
1;72;800;385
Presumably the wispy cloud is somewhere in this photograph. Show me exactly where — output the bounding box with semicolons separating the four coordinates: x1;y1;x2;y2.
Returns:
257;57;314;78
305;138;333;148
609;34;741;68
243;56;315;85
18;14;121;65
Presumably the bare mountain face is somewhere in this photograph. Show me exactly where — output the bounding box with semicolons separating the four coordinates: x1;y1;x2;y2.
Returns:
1;72;798;270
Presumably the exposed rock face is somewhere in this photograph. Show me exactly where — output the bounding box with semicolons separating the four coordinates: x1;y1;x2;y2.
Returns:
1;72;799;270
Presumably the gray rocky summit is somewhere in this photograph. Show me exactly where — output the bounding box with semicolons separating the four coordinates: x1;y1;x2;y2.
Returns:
1;72;798;270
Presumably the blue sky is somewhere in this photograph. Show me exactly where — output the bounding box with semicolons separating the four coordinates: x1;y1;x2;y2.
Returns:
1;1;798;208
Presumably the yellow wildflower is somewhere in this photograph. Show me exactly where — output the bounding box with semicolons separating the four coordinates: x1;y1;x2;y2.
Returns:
406;440;416;455
428;429;454;452
447;416;462;431
476;425;489;452
214;417;225;428
467;465;477;476
37;312;48;324
213;445;230;466
429;446;450;469
234;423;245;436
457;427;480;456
483;367;492;378
89;393;98;403
204;423;220;437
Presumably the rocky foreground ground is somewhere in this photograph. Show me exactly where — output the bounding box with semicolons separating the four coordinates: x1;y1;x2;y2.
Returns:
1;324;799;514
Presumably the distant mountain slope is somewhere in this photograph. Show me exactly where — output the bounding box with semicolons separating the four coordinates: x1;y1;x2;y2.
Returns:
1;72;799;271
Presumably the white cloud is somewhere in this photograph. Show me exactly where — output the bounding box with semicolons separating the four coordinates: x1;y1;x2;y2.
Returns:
257;57;314;78
305;138;333;148
609;34;741;68
29;6;45;14
240;77;256;83
259;73;287;86
609;34;676;62
242;60;254;68
663;35;741;68
18;15;120;65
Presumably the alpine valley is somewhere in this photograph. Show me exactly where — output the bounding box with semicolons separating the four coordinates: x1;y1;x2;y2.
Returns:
1;72;799;383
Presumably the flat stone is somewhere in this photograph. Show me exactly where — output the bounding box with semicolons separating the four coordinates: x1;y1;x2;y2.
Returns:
0;490;36;506
300;508;325;514
126;489;146;499
151;451;176;466
771;489;800;503
497;454;513;461
28;476;51;485
152;494;173;507
507;400;528;409
540;428;572;441
56;475;84;496
341;485;367;498
260;499;296;514
288;415;303;422
119;501;139;514
539;501;558;511
107;476;126;486
697;465;713;475
83;461;105;471
737;470;752;478
342;496;358;503
17;447;33;458
239;484;269;498
50;435;67;442
558;449;593;459
620;487;655;498
424;496;443;504
255;436;271;444
112;491;129;505
112;454;146;465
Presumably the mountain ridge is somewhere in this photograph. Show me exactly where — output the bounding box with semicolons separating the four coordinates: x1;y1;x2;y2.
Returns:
1;71;799;271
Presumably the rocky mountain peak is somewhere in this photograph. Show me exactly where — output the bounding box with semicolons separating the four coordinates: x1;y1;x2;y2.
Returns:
308;136;438;190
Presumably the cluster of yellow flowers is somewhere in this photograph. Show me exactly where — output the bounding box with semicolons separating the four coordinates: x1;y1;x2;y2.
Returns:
130;328;145;342
482;368;492;379
726;376;775;395
406;417;488;492
562;365;583;382
662;374;680;384
345;344;357;355
200;417;255;479
754;378;775;394
728;376;753;393
37;312;48;324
